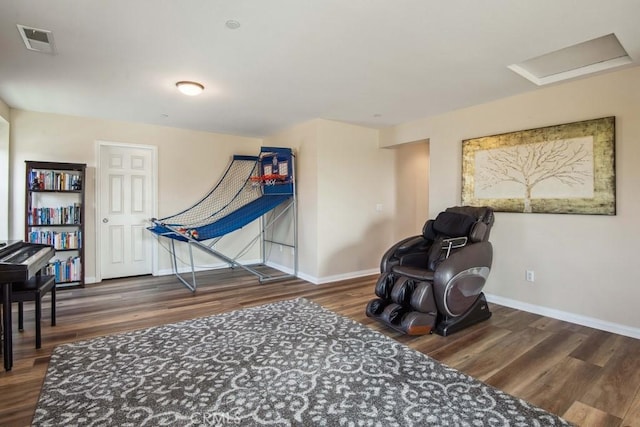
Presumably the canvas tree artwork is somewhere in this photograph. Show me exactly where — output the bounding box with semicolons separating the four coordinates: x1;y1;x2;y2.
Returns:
476;137;594;213
461;117;615;215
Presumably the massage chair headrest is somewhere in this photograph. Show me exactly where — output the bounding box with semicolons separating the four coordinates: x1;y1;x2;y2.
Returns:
423;206;494;243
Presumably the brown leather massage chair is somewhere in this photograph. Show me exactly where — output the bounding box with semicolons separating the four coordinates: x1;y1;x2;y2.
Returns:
366;206;494;336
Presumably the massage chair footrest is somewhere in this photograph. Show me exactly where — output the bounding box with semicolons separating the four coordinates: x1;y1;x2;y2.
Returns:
366;298;436;335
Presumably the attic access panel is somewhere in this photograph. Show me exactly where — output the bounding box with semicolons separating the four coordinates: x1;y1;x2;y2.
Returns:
508;33;631;85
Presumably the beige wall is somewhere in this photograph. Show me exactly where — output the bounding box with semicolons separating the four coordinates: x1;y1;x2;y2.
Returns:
266;119;396;282
390;140;429;239
316;120;395;280
383;66;640;333
9;110;261;282
264;119;321;278
0;99;9;239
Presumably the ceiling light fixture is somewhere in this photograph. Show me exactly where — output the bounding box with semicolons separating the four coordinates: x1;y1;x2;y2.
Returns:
176;81;204;96
225;20;241;30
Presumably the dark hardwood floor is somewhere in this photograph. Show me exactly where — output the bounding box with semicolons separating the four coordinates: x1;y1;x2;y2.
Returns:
1;268;639;426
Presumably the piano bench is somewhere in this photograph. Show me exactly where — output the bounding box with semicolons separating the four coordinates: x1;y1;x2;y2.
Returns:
11;274;56;349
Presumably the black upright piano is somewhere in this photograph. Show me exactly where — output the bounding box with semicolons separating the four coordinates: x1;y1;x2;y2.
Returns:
0;240;55;371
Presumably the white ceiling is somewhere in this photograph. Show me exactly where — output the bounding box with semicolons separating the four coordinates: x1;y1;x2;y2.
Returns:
1;0;639;138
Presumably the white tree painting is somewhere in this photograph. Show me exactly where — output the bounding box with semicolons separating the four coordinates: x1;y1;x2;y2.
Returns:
474;136;594;213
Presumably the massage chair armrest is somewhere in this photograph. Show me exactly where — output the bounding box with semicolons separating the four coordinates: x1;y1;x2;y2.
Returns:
395;235;429;254
398;252;431;269
380;235;430;273
435;242;493;283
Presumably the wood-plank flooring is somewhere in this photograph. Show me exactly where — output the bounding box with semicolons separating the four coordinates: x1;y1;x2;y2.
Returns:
1;269;639;426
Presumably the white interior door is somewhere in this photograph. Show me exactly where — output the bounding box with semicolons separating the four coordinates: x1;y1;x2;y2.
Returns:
99;143;154;279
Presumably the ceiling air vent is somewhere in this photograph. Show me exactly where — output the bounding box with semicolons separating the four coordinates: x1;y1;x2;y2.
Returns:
17;24;56;54
508;33;631;86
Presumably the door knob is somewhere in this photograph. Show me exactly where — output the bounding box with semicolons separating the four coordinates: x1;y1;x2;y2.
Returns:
102;218;109;223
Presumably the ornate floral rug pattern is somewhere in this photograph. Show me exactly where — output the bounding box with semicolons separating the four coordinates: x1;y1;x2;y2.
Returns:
34;298;571;426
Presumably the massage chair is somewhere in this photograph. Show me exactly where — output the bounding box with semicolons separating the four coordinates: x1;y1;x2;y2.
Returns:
366;206;494;336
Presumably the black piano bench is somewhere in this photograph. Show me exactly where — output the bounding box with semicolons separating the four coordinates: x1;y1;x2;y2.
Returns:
11;274;56;349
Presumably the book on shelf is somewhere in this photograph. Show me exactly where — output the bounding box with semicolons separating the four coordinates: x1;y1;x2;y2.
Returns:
46;256;82;283
28;203;82;225
28;230;82;250
29;170;82;191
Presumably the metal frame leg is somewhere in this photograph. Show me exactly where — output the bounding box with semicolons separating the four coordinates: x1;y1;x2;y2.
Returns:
170;239;197;292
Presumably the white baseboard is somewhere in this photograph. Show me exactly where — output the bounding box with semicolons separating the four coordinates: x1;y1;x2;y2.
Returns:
265;261;377;285
311;268;378;285
485;293;640;340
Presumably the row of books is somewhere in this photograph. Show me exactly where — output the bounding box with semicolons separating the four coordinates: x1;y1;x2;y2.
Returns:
30;170;82;191
28;204;82;225
28;230;82;250
46;256;82;283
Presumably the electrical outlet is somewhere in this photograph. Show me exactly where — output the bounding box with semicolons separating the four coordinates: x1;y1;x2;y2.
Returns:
279;245;283;252
525;270;535;282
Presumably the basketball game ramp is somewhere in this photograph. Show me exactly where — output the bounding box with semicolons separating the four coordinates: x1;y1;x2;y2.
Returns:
148;147;297;290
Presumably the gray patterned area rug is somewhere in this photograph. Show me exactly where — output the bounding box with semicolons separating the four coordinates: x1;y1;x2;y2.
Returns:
34;298;571;426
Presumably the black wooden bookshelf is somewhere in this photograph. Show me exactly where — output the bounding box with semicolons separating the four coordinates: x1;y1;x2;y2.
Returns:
25;161;86;288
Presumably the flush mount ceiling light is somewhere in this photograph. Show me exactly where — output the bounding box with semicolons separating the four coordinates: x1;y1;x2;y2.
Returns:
225;20;241;30
176;81;204;96
508;33;632;86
